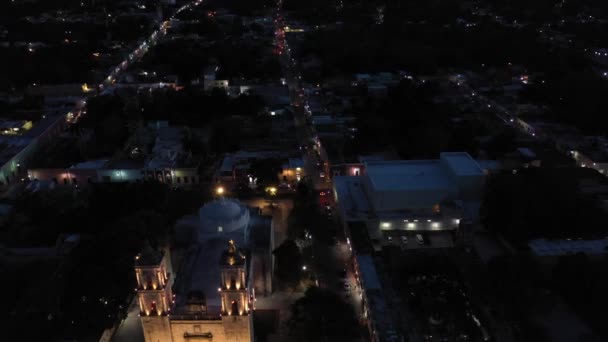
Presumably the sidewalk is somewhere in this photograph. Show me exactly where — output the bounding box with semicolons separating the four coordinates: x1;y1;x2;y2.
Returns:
111;298;143;342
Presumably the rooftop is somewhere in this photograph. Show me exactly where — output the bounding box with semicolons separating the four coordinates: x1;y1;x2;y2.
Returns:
348;221;374;254
333;176;372;221
529;238;608;256
356;254;399;342
174;235;244;315
356;255;381;290
440;152;484;176
365;160;450;192
364;152;484;192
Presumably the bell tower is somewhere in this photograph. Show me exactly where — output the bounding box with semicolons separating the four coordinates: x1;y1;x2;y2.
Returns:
135;244;174;342
219;240;253;341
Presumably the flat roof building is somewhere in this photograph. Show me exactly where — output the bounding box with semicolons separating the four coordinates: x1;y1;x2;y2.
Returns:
336;152;486;220
334;152;491;250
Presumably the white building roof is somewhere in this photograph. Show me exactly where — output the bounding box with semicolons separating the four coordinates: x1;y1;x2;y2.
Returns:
365;160;451;192
336;152;486;215
365;152;484;192
440;152;484;176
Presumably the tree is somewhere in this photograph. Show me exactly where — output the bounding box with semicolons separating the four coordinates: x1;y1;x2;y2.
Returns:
481;167;608;242
485;129;516;159
249;158;283;187
551;254;608;339
272;239;302;286
288;286;359;341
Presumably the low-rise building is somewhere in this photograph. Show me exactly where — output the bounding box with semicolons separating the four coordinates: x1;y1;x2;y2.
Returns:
27;124;200;187
334;152;490;250
280;158;305;183
214;150;297;188
0;112;69;186
355;254;399;342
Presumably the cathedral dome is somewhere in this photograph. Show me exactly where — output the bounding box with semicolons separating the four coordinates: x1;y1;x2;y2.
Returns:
198;199;250;240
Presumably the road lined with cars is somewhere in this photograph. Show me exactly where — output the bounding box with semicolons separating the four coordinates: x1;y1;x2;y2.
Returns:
273;0;365;332
99;0;204;92
274;0;331;192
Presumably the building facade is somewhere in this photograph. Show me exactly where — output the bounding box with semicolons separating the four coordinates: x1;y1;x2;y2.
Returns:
333;152;491;250
28;167;200;187
136;241;253;342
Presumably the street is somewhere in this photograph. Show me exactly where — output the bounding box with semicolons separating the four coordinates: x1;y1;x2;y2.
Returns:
274;0;331;191
111;297;144;342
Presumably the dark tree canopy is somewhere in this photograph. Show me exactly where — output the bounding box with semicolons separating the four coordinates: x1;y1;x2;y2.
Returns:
288;286;359;342
272;239;302;285
481;168;608;242
249;158;284;186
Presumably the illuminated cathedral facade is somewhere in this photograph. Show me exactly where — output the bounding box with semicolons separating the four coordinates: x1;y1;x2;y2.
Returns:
135;240;253;342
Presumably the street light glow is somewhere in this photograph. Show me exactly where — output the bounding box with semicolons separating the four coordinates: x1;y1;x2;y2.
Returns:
216;186;224;195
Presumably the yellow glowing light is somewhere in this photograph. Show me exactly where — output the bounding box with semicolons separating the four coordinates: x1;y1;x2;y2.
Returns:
216;186;224;195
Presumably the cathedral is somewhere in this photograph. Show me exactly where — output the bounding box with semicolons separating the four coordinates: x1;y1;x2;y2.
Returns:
134;198;272;342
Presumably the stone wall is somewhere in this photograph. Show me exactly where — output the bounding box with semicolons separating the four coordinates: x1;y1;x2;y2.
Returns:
141;316;173;342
